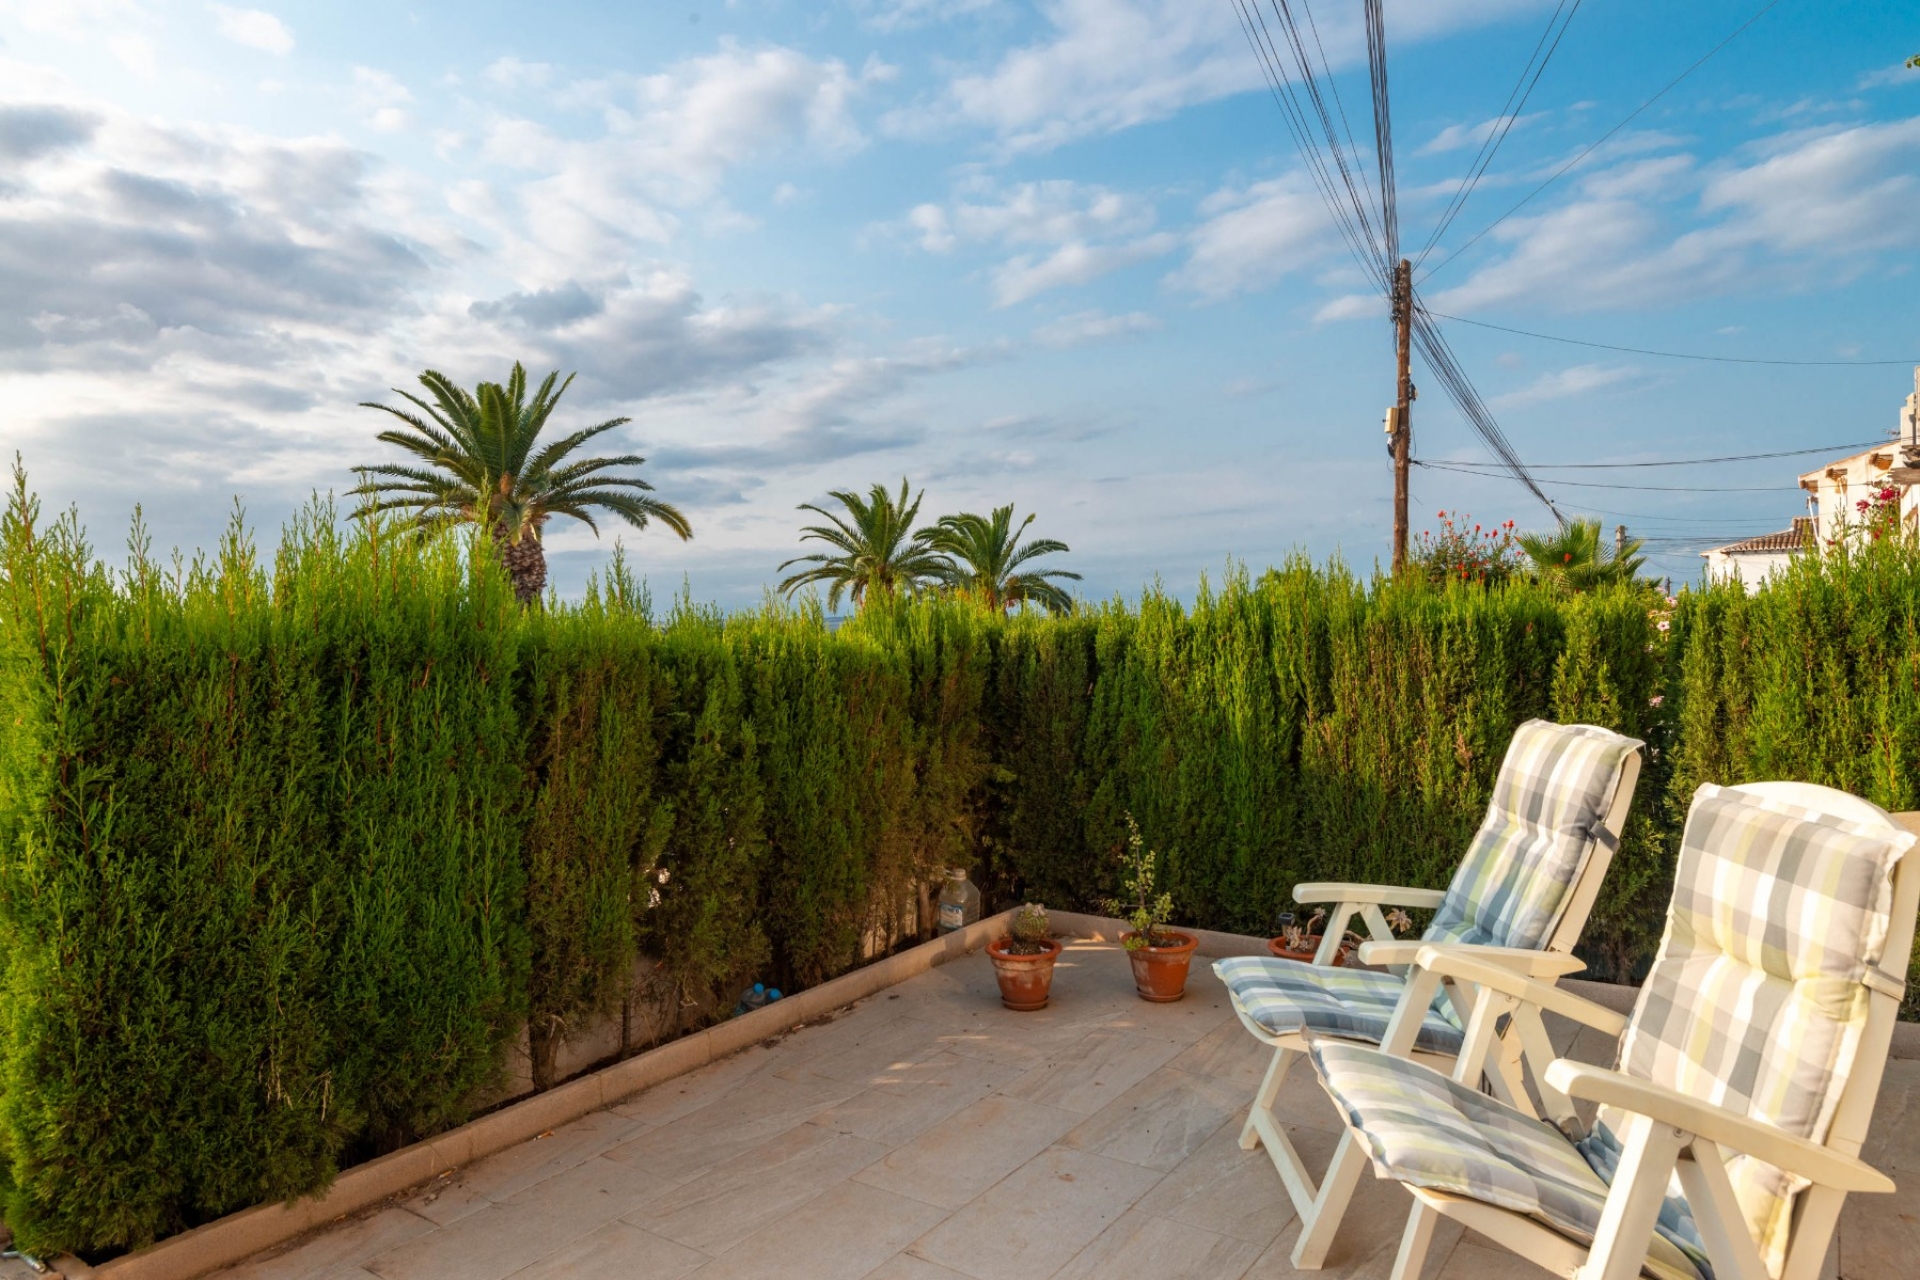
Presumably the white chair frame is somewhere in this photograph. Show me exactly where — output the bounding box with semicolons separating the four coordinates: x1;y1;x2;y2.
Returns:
1232;739;1643;1269
1373;782;1917;1280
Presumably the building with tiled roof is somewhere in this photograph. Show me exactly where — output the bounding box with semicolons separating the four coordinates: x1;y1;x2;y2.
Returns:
1701;368;1920;592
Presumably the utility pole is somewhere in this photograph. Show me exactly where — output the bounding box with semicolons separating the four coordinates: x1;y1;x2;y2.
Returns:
1615;524;1628;561
1390;257;1413;575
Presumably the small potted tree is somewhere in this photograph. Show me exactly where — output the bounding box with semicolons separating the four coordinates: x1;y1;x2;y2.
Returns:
1266;907;1412;964
1104;815;1197;1002
986;903;1062;1010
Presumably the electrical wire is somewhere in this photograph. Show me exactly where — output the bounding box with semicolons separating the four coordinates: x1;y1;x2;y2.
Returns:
1429;440;1889;470
1413;460;1797;492
1422;312;1919;367
1411;303;1561;518
1231;0;1391;290
1419;0;1782;285
1414;0;1582;267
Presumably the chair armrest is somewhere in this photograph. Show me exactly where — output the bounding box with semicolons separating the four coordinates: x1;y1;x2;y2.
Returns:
1294;882;1447;910
1414;945;1627;1035
1543;1061;1895;1194
1357;940;1587;979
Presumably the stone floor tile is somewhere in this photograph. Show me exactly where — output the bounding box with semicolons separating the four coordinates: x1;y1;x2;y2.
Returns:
365;1188;638;1280
996;1028;1187;1115
611;1044;790;1127
807;1051;1025;1147
684;1180;950;1280
774;1015;954;1088
499;1152;674;1217
852;1093;1082;1210
1239;1175;1465;1280
1169;1018;1276;1087
1432;1239;1560;1278
1049;1206;1264;1280
1135;1115;1304;1247
906;1146;1164;1280
635;1124;889;1255
859;1256;976;1280
219;1208;437;1280
1058;1066;1246;1170
604;1070;859;1183
502;1220;707;1280
401;1111;645;1226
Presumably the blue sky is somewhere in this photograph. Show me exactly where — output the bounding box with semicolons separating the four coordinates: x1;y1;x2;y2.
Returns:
2;0;1917;601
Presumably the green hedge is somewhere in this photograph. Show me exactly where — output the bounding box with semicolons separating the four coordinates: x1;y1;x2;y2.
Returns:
4;477;1920;1258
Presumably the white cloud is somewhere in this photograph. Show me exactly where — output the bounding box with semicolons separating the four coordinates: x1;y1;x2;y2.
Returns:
1032;308;1162;347
353;67;413;133
109;34;157;76
918;0;1550;153
991;235;1177;305
850;0;996;31
211;6;294;56
903;178;1158;253
1417;112;1543;156
484;56;552;89
1488;363;1639;410
1169;174;1337;299
1431;117;1920;314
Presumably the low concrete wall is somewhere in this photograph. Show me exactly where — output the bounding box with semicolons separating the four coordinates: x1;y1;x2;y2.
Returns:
68;910;1017;1280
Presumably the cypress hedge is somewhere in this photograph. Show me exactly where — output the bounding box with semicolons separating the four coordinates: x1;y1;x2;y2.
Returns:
3;477;1919;1258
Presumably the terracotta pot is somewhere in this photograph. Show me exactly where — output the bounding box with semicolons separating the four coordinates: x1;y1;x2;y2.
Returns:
1266;934;1353;966
987;936;1063;1010
1122;929;1198;1002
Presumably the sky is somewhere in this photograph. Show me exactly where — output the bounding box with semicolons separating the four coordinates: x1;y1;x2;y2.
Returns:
2;0;1917;603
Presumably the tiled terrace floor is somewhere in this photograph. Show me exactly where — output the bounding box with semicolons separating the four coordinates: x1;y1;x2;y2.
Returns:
208;941;1918;1280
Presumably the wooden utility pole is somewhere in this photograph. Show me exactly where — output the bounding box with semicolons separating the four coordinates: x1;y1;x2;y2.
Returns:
1390;257;1413;574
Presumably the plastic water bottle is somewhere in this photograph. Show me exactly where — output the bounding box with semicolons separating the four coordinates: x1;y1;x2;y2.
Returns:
937;868;981;934
734;982;769;1017
766;989;783;1002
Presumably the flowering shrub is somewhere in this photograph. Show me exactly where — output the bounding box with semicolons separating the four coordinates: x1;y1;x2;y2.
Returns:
1410;510;1522;585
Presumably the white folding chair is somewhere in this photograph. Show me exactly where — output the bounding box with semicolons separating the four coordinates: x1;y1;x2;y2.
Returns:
1309;781;1916;1280
1215;719;1643;1267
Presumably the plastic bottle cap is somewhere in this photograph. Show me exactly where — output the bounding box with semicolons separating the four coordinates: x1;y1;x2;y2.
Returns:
768;989;783;1000
948;868;965;879
752;983;765;994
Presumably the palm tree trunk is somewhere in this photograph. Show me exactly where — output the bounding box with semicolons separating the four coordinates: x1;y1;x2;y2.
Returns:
492;524;548;605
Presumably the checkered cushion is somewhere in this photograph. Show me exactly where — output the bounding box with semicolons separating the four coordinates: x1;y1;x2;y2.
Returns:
1310;1040;1712;1280
1427;720;1643;952
1605;784;1912;1275
1214;956;1465;1053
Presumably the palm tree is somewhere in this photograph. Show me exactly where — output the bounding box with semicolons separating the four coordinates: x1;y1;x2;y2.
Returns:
352;363;690;604
923;504;1080;615
776;479;949;611
1516;518;1645;594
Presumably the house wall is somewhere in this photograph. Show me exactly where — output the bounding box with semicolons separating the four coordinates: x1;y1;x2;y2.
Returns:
1704;548;1794;593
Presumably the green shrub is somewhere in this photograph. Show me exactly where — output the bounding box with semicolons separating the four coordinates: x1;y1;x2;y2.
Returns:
6;467;1920;1258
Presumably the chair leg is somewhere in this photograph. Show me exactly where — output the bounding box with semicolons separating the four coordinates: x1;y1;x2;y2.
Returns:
1390;1198;1441;1280
1577;1111;1685;1280
1290;1128;1371;1269
1240;1042;1295;1150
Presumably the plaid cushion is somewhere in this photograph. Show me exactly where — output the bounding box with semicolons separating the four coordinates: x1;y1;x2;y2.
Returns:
1214;955;1464;1054
1427;720;1643;953
1608;784;1912;1275
1310;1040;1711;1280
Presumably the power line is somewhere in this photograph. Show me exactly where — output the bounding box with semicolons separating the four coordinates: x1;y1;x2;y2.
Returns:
1231;0;1391;290
1413;460;1797;492
1411;302;1561;517
1424;312;1920;367
1414;0;1582;267
1419;0;1782;284
1430;440;1887;470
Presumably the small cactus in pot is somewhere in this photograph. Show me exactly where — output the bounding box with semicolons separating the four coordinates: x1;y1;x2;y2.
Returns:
987;903;1063;1010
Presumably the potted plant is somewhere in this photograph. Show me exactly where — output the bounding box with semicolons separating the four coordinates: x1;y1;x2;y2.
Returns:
1104;815;1197;1002
986;903;1062;1010
1268;907;1414;964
